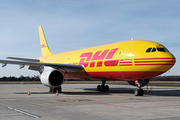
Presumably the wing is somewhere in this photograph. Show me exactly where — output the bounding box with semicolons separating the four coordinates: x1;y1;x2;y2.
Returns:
0;59;84;73
6;57;39;62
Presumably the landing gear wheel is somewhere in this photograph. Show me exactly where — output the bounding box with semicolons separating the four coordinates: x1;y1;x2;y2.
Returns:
49;87;54;92
49;86;62;93
100;85;104;91
139;89;144;96
97;85;109;91
97;85;101;91
134;89;139;96
97;80;109;91
105;85;109;91
134;89;144;96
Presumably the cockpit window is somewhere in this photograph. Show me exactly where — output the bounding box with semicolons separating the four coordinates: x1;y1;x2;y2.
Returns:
157;48;166;52
146;47;169;53
165;48;169;52
146;48;152;52
152;47;156;52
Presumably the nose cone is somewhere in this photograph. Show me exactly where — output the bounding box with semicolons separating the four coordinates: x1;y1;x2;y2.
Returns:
160;52;176;71
168;53;176;68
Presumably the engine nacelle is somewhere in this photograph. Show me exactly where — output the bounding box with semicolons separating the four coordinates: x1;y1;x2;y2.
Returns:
127;79;149;87
40;68;64;88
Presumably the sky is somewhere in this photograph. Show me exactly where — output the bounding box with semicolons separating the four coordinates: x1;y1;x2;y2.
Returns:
0;0;179;77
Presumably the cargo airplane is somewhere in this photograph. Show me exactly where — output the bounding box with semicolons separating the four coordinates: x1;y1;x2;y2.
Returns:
0;26;176;96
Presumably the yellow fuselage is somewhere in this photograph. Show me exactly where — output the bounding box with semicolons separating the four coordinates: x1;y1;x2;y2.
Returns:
39;40;175;81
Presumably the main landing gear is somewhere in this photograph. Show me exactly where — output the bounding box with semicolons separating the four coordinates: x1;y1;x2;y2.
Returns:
134;80;144;96
97;80;109;91
49;86;62;93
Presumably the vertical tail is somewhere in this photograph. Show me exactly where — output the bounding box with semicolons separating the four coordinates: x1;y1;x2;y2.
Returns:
38;25;53;56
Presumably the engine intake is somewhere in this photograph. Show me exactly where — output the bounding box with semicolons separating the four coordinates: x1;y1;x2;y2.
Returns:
40;68;64;87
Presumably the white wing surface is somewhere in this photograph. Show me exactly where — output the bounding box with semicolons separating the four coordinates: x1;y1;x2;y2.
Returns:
0;59;84;73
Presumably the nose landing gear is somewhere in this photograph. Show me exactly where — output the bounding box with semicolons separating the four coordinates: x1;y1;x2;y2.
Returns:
134;88;144;96
134;80;144;96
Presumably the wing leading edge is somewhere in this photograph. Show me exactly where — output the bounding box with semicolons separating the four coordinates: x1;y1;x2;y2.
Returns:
0;59;84;73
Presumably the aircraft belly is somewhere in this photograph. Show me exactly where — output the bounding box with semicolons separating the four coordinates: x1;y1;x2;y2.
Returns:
64;71;165;81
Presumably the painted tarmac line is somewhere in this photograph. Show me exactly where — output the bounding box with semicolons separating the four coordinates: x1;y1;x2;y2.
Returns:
7;107;41;118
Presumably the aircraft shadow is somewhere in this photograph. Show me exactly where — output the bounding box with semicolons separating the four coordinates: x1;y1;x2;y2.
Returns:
14;92;52;94
83;87;180;97
14;91;111;95
14;88;180;96
144;89;180;96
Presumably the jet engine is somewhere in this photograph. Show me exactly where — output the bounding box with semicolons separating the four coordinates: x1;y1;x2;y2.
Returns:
40;67;64;87
127;79;149;87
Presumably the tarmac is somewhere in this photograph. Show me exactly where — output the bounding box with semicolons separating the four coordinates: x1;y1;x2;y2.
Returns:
0;83;180;120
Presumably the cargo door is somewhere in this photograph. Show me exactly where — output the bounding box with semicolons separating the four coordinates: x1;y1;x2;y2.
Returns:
119;44;135;68
123;44;135;60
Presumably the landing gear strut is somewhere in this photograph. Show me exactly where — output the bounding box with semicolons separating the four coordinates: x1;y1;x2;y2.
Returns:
49;86;62;93
97;80;109;91
134;80;144;96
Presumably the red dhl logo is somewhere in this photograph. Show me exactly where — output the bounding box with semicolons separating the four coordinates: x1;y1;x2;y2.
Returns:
79;48;119;67
41;44;46;48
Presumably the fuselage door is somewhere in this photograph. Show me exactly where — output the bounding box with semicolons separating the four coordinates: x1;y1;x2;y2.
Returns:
123;44;135;60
